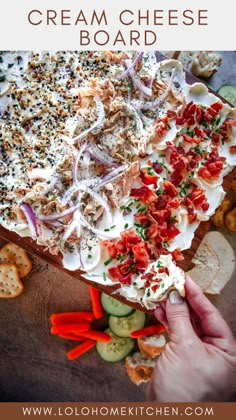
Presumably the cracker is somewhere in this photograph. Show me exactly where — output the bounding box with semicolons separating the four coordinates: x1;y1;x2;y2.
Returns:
0;263;24;298
211;196;233;228
0;243;32;278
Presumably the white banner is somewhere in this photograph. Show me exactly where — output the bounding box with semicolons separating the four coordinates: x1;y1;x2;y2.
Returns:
0;0;235;50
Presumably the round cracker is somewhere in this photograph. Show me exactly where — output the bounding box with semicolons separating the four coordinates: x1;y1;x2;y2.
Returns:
0;263;24;298
0;242;32;278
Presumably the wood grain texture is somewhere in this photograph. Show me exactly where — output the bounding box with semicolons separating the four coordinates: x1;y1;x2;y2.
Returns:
0;52;236;403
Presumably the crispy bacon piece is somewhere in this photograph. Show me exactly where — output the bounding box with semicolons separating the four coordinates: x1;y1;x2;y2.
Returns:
108;266;132;285
207;102;223;116
167;110;177;119
140;169;158;188
132;242;150;270
189;187;209;212
171;248;184;261
153;117;169;141
198;151;225;180
163;181;178;198
194;126;208;139
120;229;141;253
186;150;201;170
101;240;117;258
158;266;170;275
130;186;157;203
211;132;221;146
182;134;201;144
186;207;198;224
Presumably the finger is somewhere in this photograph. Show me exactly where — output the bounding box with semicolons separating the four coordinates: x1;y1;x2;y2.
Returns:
154;306;168;330
202;335;236;352
165;290;195;342
189;307;204;338
185;275;234;341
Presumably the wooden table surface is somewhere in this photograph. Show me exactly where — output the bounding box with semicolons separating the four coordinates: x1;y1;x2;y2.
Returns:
0;51;236;403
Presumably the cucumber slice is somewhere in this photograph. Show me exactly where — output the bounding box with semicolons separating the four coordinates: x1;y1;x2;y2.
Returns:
96;328;135;362
109;310;146;338
101;293;134;317
217;84;236;106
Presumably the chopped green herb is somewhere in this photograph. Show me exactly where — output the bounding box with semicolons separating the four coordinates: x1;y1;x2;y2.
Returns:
147;167;155;176
88;255;92;259
124;223;129;229
163;241;170;249
178;181;191;198
156;188;164;196
103;272;107;282
0;75;6;83
134;223;147;240
171;215;177;224
194;145;202;155
157;261;163;268
104;257;113;266
161;283;165;288
117;254;125;262
146;289;151;297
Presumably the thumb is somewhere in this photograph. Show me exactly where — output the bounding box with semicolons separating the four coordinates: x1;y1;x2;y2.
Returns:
166;290;194;342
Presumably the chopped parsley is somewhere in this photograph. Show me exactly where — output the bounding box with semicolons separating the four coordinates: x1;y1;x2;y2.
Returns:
156;261;163;268
117;254;125;262
124;223;129;229
103;272;107;282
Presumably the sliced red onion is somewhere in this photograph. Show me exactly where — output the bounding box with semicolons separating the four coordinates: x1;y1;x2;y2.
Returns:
62;218;80;242
119;52;144;78
125;103;144;133
88;145;116;166
77;185;112;225
21;203;38;240
125;59;152;97
61;177;102;206
38;176;59;198
72;96;105;143
79;212;115;239
98;164;129;188
73;142;88;185
37;202;81;222
132;68;176;111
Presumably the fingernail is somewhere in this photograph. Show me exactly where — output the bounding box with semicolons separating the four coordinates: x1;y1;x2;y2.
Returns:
169;290;184;304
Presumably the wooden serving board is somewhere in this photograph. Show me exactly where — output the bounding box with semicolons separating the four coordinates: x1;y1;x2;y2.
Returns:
0;52;235;312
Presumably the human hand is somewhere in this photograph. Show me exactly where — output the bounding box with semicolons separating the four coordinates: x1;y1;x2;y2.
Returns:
146;275;236;402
